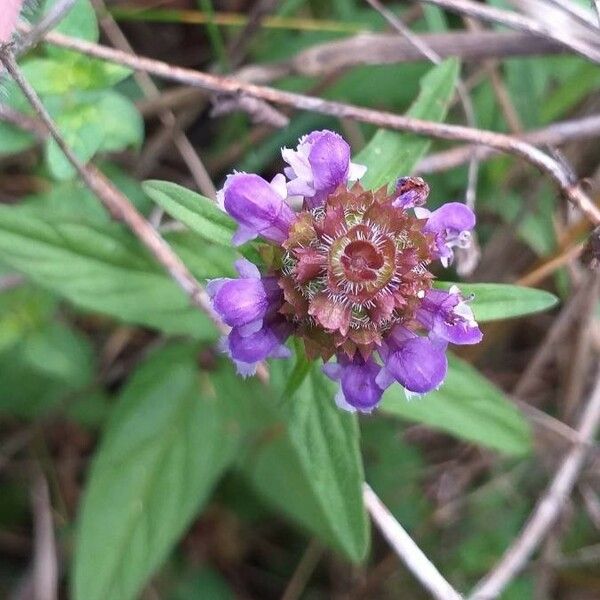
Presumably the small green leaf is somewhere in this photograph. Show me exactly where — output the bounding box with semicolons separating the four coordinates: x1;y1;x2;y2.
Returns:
46;103;105;180
143;180;236;248
73;345;241;600
96;91;144;152
355;59;459;189
435;282;559;322
20;57;131;96
232;360;369;561
42;0;99;43
380;354;532;456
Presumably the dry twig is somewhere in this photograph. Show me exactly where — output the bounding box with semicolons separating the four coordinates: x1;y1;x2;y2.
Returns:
22;28;600;225
237;31;564;83
470;367;600;599
31;470;58;600
417;0;600;63
416;114;600;174
363;483;463;600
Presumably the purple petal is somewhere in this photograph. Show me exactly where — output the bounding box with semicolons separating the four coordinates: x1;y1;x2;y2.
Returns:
232;225;258;246
235;258;261;279
380;336;448;394
222;173;295;245
227;319;292;365
205;278;227;298
416;288;482;346
326;354;385;413
307;131;350;193
213;279;269;328
424;202;476;235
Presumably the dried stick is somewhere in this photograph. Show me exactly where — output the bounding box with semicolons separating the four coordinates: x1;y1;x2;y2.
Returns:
26;29;600;225
542;0;600;31
31;469;58;600
281;539;324;600
417;0;600;63
470;368;600;599
253;31;565;81
416;114;600;174
363;483;463;600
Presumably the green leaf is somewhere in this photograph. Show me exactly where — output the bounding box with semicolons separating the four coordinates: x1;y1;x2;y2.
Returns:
96;92;144;152
73;345;241;600
231;361;369;561
0;205;234;336
380;354;532;456
42;0;99;43
0;286;56;354
355;59;459;190
143;180;236;248
435;282;559;322
20;57;131;96
46;102;106;180
0;320;94;418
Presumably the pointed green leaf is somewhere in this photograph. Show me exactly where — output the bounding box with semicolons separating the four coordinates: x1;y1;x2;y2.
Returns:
435;282;559;322
73;345;241;600
380;354;532;456
227;361;369;561
355;59;459;189
143;180;236;248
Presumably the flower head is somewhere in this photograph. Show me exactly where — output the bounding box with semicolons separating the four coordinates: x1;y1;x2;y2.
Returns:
209;130;481;412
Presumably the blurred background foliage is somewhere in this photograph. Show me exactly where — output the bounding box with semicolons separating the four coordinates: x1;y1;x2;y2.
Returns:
0;0;599;598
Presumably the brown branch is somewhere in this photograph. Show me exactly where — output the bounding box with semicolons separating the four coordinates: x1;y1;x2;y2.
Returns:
237;31;565;83
416;114;600;174
470;363;600;599
22;28;600;225
417;0;600;63
31;469;58;600
363;483;463;600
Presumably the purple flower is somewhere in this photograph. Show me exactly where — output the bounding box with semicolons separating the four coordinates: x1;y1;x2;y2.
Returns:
219;172;295;246
416;286;482;345
415;202;476;267
223;318;292;377
393;176;430;209
210;130;485;411
207;258;282;335
323;354;385;413
376;327;448;396
282;130;366;209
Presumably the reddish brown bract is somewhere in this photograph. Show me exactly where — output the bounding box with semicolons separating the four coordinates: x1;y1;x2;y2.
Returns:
277;183;435;360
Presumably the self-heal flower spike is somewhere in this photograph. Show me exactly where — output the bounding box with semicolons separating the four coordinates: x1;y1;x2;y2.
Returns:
211;130;482;412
